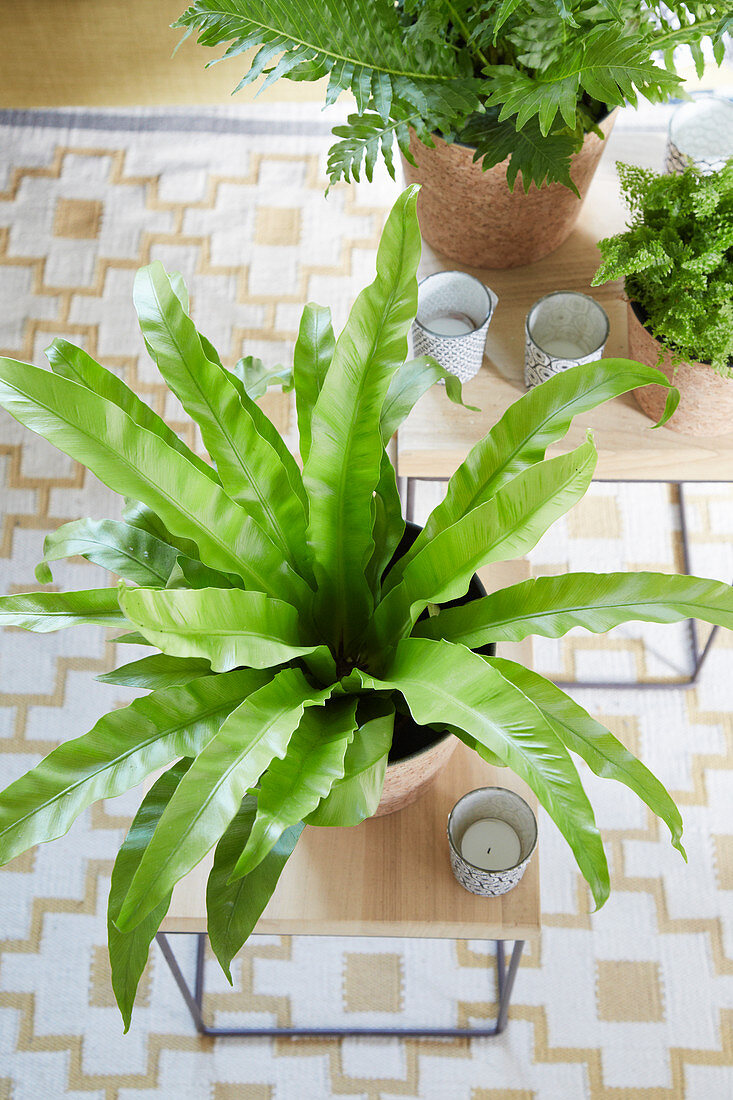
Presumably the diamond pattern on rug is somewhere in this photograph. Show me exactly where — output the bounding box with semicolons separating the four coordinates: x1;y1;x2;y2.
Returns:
0;105;731;1099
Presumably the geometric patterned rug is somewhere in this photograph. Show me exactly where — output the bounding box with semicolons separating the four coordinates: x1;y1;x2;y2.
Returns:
0;105;731;1099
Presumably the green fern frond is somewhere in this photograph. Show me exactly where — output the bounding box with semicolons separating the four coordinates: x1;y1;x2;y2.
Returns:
174;0;479;118
458;109;581;193
484;28;681;136
593;160;733;374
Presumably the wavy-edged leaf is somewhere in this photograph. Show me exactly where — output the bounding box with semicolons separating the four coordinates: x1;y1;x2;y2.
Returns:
305;700;395;826
0;357;304;603
232;355;293;400
396;359;678;574
232;696;357;877
122;503;242;590
293;303;335;463
118;586;336;675
133;262;311;577
166;556;239;591
486;656;685;855
97;654;212;689
45;337;218;483
157;306;305;515
416;572;733;647
108;758;192;1031
303;186;421;648
207;797;302;982
0;588;123;632
361;638;609;908
219;364;308;515
122;500;201;561
374;435;597;647
115;669;332;930
380;355;478;444
0;669;265;866
365;451;405;595
35;518;178;587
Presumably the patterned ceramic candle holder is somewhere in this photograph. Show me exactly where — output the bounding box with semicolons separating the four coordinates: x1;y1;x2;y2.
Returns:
524;290;609;388
447;787;537;897
412;271;498;384
665;95;733;176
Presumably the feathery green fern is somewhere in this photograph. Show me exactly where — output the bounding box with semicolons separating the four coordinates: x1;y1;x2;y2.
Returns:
175;0;729;190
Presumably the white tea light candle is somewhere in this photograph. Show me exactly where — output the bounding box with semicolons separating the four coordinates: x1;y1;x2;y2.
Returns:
524;290;609;389
539;338;588;359
425;311;475;336
412;270;498;383
461;819;521;871
447;787;537;897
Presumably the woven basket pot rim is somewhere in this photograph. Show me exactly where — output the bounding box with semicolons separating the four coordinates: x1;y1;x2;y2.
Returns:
627;296;732;373
425;106;616;156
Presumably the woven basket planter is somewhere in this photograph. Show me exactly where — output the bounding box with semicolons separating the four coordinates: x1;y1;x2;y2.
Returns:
628;300;733;436
374;732;459;816
401;112;617;269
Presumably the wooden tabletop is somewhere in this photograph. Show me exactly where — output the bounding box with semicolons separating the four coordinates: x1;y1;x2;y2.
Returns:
397;124;733;484
162;561;541;942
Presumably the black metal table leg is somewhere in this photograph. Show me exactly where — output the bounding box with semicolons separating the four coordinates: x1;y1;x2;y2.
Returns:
155;932;525;1039
553;481;723;689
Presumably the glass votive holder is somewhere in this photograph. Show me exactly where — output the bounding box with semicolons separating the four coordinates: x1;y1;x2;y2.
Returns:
412;271;498;384
447;787;537;897
665;94;733;176
524;290;609;389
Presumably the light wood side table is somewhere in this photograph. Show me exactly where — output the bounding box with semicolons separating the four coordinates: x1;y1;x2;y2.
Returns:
156;565;541;1038
396;125;732;689
398;125;733;487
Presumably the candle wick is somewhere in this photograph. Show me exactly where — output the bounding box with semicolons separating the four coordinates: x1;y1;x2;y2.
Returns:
487;848;491;854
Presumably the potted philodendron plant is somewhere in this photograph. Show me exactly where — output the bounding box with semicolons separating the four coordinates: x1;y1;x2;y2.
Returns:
0;188;732;1032
593;159;733;435
174;1;730;268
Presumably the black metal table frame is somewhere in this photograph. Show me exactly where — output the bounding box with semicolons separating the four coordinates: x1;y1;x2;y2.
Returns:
156;931;526;1038
404;477;720;690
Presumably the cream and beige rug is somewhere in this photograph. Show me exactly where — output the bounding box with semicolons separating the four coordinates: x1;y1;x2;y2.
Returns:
0;104;731;1100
